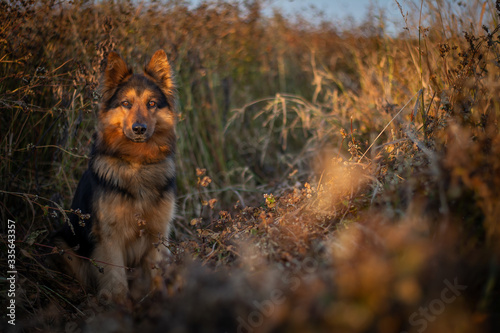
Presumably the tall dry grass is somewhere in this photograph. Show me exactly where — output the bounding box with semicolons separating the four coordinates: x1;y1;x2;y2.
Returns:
1;0;500;332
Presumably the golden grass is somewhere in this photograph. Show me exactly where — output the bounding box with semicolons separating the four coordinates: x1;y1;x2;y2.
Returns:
1;0;500;332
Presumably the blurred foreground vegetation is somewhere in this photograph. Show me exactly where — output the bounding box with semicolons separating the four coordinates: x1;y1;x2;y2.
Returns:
1;0;500;332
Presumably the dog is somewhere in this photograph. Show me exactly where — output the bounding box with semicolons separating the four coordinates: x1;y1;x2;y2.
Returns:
55;50;177;303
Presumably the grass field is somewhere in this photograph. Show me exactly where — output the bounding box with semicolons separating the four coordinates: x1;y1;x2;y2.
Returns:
1;0;500;332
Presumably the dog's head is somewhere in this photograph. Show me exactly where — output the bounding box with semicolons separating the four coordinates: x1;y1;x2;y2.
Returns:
96;50;177;163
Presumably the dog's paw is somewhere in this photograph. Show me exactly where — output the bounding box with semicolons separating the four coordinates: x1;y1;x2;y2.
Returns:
98;282;128;306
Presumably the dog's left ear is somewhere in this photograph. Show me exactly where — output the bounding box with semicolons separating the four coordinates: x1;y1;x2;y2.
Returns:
101;52;132;104
145;50;175;101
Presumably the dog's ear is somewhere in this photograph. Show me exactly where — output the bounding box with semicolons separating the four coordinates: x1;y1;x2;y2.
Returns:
145;50;176;102
101;52;132;103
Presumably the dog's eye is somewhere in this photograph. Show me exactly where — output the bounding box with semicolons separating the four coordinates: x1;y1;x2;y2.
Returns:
121;101;131;108
148;101;156;108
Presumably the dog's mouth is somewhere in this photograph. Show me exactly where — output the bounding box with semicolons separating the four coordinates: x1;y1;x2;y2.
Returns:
130;135;149;143
123;130;151;143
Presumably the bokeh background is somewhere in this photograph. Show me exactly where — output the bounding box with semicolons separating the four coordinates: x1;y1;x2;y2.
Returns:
1;0;500;332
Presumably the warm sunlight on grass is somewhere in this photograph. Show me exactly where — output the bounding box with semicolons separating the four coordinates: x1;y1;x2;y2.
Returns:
1;0;500;332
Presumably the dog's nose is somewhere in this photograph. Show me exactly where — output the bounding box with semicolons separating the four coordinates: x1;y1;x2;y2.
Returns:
132;122;147;135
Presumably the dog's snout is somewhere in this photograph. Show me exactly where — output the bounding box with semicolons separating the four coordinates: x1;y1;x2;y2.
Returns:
132;122;147;135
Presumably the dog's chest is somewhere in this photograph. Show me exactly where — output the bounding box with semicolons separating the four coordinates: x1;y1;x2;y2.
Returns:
91;156;175;243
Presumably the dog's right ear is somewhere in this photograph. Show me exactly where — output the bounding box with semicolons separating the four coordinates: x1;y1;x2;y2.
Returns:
101;52;132;104
144;50;176;104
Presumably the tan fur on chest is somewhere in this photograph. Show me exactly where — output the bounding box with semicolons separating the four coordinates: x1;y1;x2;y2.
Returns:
93;191;175;260
92;156;176;265
93;155;175;201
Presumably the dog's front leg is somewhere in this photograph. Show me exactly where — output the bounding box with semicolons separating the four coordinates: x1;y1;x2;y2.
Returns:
92;240;128;304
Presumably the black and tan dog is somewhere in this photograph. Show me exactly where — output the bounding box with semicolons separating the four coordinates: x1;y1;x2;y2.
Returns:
55;50;177;302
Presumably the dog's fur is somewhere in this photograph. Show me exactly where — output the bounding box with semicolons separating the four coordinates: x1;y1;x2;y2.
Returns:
55;50;177;302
